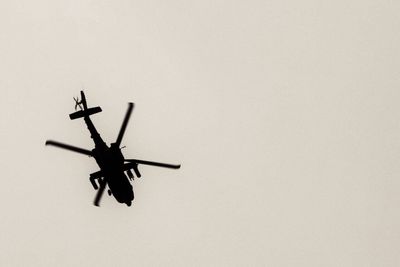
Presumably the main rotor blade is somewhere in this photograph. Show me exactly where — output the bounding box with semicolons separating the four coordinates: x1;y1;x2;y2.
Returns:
94;178;107;206
45;140;92;156
125;159;181;169
115;103;134;147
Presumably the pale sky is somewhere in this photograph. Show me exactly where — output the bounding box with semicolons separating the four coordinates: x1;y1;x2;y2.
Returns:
1;0;400;266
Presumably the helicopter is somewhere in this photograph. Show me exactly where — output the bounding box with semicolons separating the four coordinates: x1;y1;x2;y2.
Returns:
45;91;181;207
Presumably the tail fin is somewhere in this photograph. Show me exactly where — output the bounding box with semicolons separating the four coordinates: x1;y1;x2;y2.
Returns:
69;91;102;120
80;90;88;109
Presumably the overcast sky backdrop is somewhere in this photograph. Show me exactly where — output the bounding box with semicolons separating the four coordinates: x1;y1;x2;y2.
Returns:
1;0;400;266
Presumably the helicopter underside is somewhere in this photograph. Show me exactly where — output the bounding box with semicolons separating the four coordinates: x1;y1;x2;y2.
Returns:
102;171;134;206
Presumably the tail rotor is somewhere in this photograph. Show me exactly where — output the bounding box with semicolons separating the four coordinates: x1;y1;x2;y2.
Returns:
74;96;83;111
69;91;102;120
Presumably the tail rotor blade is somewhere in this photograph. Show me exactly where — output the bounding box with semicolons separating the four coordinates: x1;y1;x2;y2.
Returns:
125;159;181;169
115;103;134;146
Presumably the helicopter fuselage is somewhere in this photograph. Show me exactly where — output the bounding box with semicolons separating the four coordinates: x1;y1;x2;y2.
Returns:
84;116;134;206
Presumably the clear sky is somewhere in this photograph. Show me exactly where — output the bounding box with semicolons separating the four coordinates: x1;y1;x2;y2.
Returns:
1;0;400;266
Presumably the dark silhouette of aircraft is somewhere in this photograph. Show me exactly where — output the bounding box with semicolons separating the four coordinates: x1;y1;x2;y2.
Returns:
45;91;181;207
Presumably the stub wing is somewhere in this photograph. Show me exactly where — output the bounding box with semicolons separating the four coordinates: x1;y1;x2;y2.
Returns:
125;159;181;169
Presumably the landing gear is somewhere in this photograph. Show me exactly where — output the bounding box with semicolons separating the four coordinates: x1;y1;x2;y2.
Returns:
126;169;134;180
89;175;99;190
89;171;103;190
107;189;112;196
133;164;141;178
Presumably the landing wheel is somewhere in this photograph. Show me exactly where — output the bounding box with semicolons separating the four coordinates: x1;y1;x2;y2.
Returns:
107;189;112;196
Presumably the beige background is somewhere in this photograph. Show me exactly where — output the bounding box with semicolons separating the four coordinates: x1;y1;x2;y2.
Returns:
1;0;400;266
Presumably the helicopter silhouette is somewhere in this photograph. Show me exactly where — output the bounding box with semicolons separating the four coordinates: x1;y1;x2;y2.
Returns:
45;91;181;207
